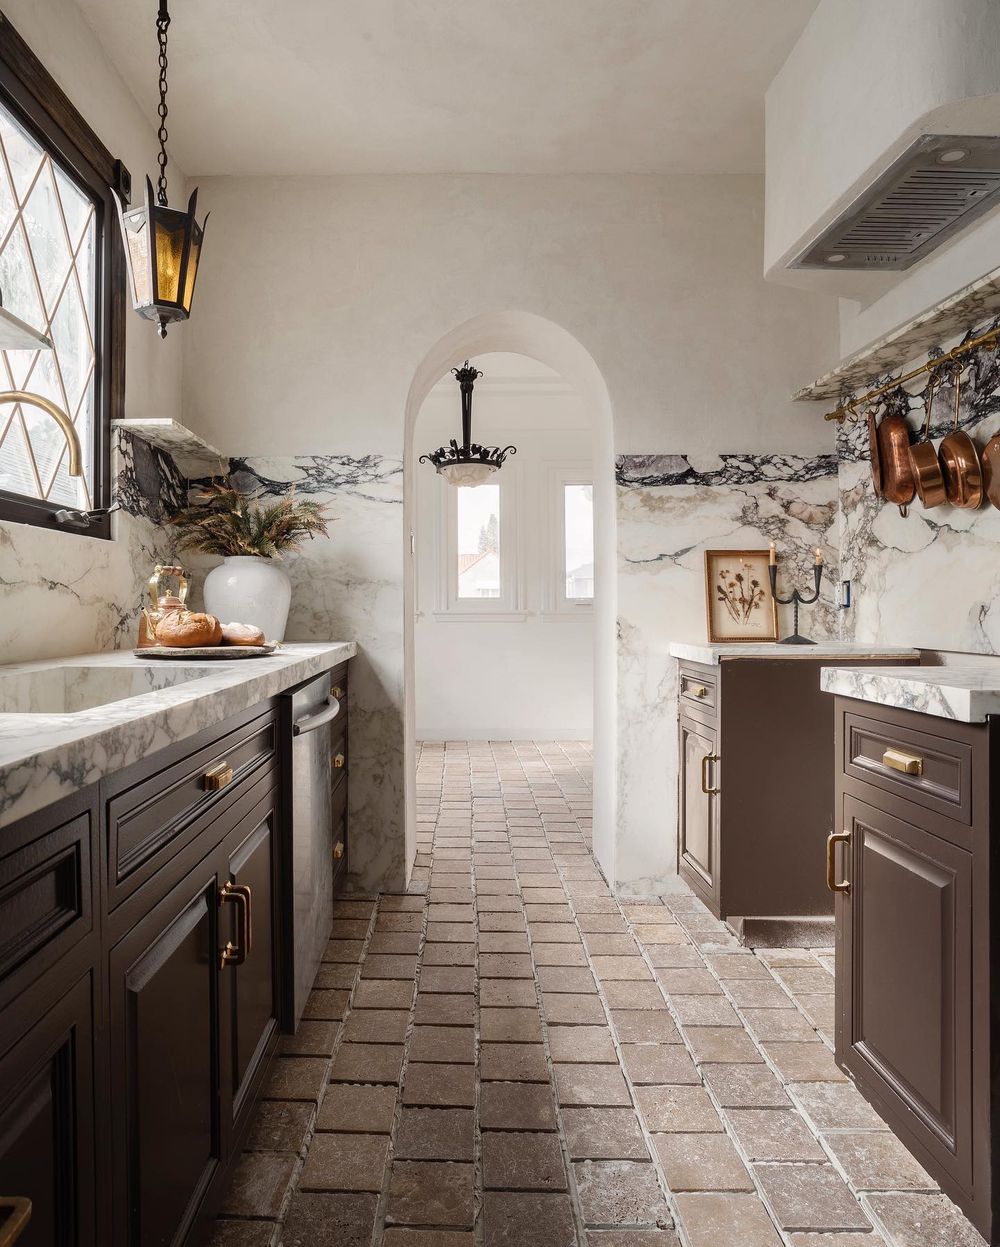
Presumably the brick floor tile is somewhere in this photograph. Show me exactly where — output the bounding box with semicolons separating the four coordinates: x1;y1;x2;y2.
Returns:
822;1130;935;1191
483;1191;578;1246
542;992;608;1024
300;1132;388;1192
381;895;428;911
554;1063;631;1106
383;1233;473;1246
761;1040;848;1083
684;1026;764;1064
561;1107;650;1160
727;1108;827;1161
279;1019;339;1056
402;1062;476;1106
480;953;535;978
773;967;836;995
282;1191;379;1247
316;1083;397;1133
577;913;629;933
264;1057;329;1102
396;1107;475;1161
586;1234;680;1247
342;1008;410;1044
369;932;422;954
524;904;576;922
632;924;686;945
245;1100;314;1152
610;1011;680;1044
704;953;773;979
583;933;640;955
621;1043;700;1085
362;954;419;980
537;966;598;993
330;919;370;939
419;966;477;993
529;922;582;943
754;1163;873;1232
387;1161;474;1228
414;993;475;1025
478;912;527;932
423;942;476;966
547;1024;617;1063
481;1006;543;1042
788;1238;885;1247
303;989;350;1020
790;1080;890;1131
481;1042;549;1081
478;933;531;953
409;1025;476;1063
635;1085;722;1132
668;995;740;1026
377;913;423;933
646;945;703;970
426;922;476;942
864;1192;985;1246
591;956;655;982
204;1220;274;1246
652;1132;753;1192
674;1193;783;1247
483;1131;567;1191
330;1044;404;1085
219;1151;295;1218
741;1007;819;1042
480;1080;557;1129
573;1160;669;1227
481;979;538;1007
702;1064;790;1108
532;942;589;966
314;963;361;988
353;979;414;1009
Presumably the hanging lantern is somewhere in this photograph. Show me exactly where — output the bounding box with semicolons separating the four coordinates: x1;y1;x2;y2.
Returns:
116;0;208;338
419;361;516;485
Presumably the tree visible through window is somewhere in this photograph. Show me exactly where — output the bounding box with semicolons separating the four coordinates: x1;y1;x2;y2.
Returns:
0;98;98;508
457;483;501;598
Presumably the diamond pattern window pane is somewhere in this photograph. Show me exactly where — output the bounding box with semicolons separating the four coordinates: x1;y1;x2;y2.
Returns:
0;97;98;509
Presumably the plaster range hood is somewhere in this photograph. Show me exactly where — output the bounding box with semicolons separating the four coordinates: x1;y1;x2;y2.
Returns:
791;134;1000;272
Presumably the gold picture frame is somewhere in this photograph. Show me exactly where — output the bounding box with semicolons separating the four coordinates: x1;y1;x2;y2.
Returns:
704;549;778;644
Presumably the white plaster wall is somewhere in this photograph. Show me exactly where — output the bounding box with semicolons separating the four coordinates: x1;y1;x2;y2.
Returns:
765;0;1000;281
413;375;594;740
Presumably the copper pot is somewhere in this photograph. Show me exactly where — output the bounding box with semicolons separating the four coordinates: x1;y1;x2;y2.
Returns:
938;368;982;509
908;375;946;508
877;399;915;513
981;432;1000;509
868;407;883;496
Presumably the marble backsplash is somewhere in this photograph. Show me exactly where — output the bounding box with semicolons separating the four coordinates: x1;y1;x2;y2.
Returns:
839;316;1000;656
615;451;840;889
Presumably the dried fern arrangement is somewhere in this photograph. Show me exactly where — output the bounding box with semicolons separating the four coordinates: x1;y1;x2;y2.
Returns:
170;477;330;559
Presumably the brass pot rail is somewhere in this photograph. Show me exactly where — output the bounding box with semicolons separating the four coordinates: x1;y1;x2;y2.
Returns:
823;325;1000;423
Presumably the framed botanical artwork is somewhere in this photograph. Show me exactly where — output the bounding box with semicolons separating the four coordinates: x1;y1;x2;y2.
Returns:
704;549;778;643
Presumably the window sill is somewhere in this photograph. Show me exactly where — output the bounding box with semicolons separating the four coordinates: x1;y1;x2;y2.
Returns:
429;610;529;623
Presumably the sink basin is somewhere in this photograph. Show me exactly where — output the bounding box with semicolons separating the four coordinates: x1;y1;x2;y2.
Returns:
0;665;214;714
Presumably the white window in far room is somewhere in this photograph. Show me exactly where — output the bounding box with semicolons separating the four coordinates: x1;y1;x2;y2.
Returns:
563;482;594;601
456;483;501;599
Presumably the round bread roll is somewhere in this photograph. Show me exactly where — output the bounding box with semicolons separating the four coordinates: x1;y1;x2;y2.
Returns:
154;610;223;648
221;621;266;647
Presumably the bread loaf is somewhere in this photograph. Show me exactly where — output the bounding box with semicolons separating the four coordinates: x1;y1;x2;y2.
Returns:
154;610;223;648
220;621;266;647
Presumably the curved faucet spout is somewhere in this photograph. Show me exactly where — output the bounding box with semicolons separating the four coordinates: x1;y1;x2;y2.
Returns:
0;390;83;476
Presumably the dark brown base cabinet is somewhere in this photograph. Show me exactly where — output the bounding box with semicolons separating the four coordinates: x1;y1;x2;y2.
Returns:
833;697;995;1243
0;664;349;1247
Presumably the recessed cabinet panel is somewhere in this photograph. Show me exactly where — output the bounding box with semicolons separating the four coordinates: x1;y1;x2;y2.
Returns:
838;794;972;1189
678;715;719;912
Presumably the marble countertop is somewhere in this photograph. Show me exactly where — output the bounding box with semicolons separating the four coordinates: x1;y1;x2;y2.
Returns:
0;642;356;831
669;641;920;666
820;665;1000;723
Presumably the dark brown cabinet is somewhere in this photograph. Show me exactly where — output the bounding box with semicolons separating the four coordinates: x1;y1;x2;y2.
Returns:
833;698;992;1241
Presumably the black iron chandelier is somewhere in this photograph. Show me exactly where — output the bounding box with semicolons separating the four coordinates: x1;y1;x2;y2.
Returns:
116;0;208;338
419;361;516;485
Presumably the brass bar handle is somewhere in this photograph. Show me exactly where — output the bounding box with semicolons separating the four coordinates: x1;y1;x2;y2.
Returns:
203;761;234;791
700;753;720;795
882;747;924;776
218;882;252;968
333;752;346;769
333;841;345;860
0;1198;31;1246
826;830;851;893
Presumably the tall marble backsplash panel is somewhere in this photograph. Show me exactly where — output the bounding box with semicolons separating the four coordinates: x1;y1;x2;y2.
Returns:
0;430;181;662
615;453;840;891
839;318;1000;654
186;455;406;895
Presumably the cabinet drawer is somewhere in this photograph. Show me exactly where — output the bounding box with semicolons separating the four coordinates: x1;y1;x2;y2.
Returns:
842;710;973;827
107;711;276;901
679;667;717;714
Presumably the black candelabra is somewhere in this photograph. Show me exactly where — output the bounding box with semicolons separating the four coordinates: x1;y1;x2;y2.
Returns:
768;554;823;645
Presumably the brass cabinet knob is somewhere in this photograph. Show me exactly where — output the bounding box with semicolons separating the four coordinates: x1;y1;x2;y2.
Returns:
203;761;233;791
882;747;923;776
332;685;344;699
0;1198;32;1247
333;753;346;769
333;841;345;860
692;685;708;698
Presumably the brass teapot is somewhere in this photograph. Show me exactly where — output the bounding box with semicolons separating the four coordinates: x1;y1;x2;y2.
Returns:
137;564;190;648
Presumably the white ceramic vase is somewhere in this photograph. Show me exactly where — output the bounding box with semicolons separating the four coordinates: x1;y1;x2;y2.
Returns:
203;556;292;642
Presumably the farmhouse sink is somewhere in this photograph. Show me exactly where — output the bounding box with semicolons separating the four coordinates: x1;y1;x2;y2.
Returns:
0;664;214;715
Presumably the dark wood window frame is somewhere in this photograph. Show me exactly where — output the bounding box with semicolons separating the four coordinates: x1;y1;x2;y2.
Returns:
0;11;130;541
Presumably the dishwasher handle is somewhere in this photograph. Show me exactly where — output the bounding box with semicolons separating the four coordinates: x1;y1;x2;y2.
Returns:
292;694;342;736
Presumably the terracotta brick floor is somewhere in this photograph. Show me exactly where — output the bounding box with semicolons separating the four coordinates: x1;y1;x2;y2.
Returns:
209;740;987;1247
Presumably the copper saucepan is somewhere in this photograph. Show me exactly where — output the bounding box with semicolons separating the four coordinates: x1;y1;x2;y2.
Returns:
981;430;1000;509
908;374;947;509
877;395;915;515
938;367;982;509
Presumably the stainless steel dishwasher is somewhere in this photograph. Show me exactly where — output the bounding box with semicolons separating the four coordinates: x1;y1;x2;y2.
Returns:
282;671;343;1027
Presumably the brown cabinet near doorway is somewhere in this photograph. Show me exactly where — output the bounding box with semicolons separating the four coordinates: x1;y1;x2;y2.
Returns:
832;697;994;1242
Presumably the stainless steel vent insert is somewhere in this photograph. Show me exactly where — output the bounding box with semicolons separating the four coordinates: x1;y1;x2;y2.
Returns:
792;135;1000;271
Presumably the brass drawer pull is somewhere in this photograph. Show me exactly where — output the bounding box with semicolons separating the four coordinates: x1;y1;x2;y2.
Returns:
689;684;709;698
333;752;346;769
332;685;344;699
333;841;345;860
203;761;234;791
218;881;253;969
0;1198;32;1246
826;830;851;894
700;753;720;795
882;747;924;776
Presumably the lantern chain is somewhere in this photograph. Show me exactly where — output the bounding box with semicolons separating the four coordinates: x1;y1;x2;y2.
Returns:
155;0;171;206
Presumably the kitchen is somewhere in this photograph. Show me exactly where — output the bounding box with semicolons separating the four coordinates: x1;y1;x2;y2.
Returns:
2;2;1000;1245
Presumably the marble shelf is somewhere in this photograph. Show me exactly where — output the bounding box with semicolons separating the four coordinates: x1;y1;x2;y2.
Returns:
113;418;224;466
669;641;919;667
793;264;1000;404
820;664;1000;723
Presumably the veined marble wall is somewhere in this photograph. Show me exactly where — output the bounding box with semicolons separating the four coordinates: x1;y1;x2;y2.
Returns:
0;430;181;663
615;453;840;890
187;456;406;894
839;317;1000;655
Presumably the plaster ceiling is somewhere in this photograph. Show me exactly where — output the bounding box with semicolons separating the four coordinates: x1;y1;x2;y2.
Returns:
74;0;818;176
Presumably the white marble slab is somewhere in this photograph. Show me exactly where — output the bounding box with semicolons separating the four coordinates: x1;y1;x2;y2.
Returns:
0;642;356;830
820;664;1000;723
671;641;919;666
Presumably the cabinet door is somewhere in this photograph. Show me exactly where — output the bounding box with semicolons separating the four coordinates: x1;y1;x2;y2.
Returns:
222;802;279;1128
109;868;221;1247
0;975;96;1247
678;716;720;913
836;794;972;1192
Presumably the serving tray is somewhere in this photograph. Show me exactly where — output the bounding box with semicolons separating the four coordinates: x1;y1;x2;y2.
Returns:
133;643;278;660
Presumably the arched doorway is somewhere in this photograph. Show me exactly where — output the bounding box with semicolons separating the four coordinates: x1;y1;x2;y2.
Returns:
401;311;617;888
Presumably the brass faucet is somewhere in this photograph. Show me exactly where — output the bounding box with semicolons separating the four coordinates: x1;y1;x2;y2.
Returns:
0;390;83;476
